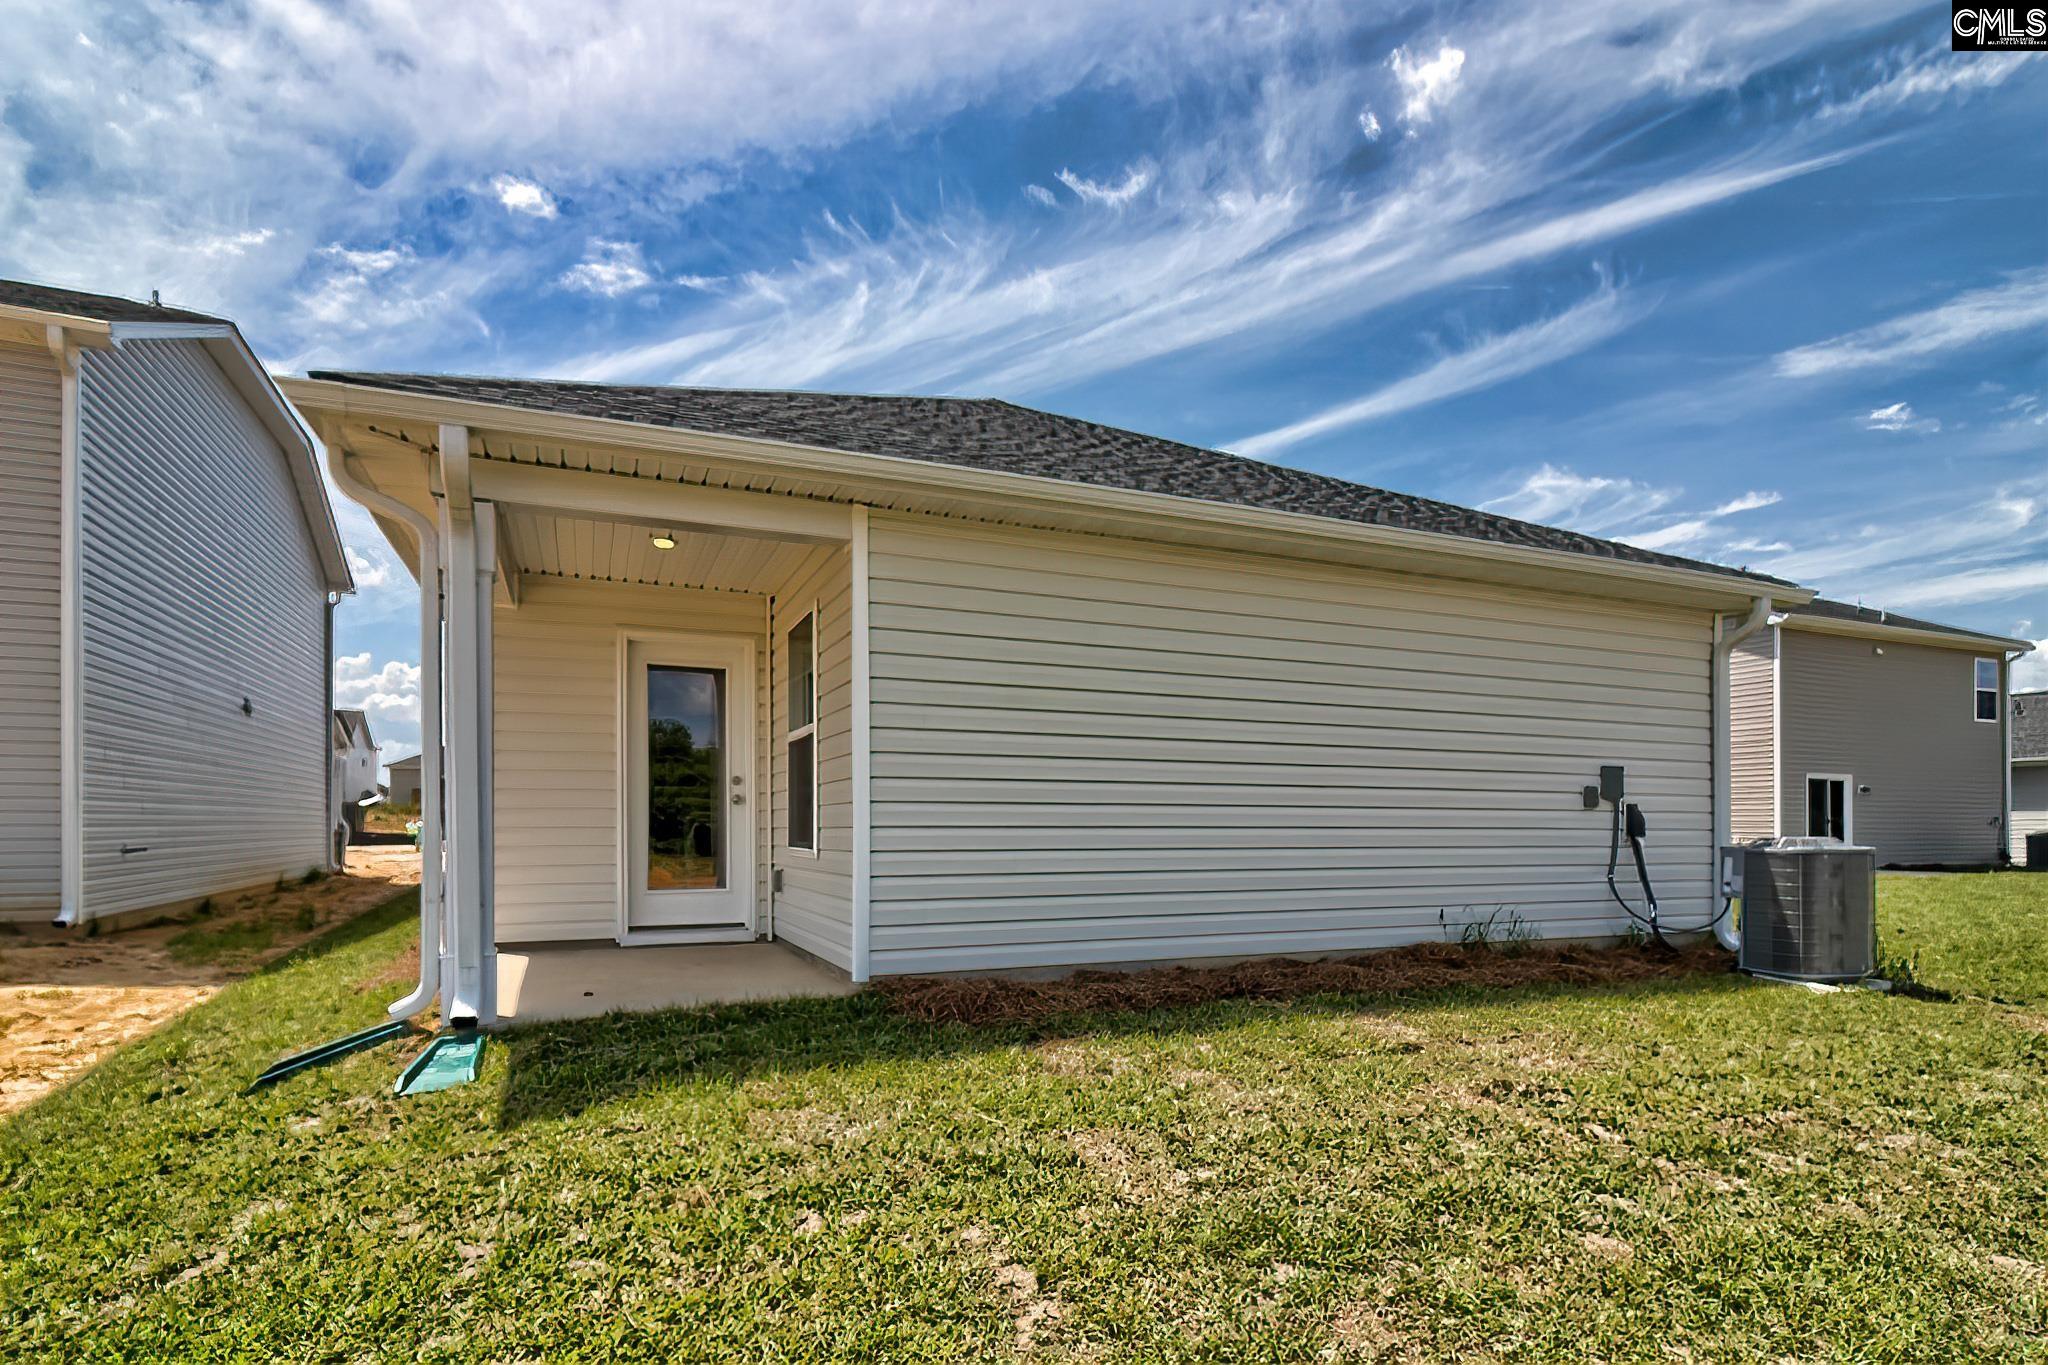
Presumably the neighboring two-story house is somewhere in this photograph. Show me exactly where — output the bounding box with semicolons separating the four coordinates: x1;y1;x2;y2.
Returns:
0;281;352;924
1729;598;2029;867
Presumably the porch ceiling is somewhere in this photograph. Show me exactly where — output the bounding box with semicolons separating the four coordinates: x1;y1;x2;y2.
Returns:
499;507;819;593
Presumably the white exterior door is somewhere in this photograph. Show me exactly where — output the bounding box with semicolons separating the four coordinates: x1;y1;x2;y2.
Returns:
624;635;755;936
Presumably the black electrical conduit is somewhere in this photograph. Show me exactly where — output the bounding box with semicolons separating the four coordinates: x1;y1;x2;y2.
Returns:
1605;797;1671;951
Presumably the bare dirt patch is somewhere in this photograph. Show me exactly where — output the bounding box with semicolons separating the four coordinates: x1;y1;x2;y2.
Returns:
0;846;419;1115
957;1222;1065;1355
878;939;1726;1026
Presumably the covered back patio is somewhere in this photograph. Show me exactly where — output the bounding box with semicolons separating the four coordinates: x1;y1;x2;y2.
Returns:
289;383;883;1028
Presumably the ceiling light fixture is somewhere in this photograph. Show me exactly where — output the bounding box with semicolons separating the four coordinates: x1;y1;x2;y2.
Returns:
650;531;677;550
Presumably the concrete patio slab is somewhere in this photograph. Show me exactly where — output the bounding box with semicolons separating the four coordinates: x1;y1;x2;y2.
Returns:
496;941;858;1025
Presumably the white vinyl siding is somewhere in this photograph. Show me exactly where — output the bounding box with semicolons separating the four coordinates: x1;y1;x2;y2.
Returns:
865;516;1714;975
491;578;768;942
75;339;330;917
1728;625;1777;842
0;341;63;915
769;548;855;971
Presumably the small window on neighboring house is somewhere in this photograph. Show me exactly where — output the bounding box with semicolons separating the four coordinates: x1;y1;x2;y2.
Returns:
787;611;818;853
1975;657;1999;723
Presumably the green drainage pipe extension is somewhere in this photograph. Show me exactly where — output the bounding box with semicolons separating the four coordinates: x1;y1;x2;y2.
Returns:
245;1019;413;1094
394;1029;487;1097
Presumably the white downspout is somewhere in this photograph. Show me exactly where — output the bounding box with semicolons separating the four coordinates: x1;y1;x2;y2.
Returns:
1712;595;1775;952
320;425;444;1020
46;326;84;927
2005;650;2024;864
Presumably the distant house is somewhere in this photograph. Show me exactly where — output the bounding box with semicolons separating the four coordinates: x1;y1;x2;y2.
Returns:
1729;598;2029;867
386;754;422;808
333;708;380;842
2013;690;2047;867
0;281;352;924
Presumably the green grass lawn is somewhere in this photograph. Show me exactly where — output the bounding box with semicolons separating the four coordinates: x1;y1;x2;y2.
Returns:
4;875;2046;1361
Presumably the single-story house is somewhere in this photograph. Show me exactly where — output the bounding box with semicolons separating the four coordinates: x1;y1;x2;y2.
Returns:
385;754;422;807
333;707;380;843
283;370;1860;1027
0;281;353;924
2013;690;2046;866
1728;598;2030;866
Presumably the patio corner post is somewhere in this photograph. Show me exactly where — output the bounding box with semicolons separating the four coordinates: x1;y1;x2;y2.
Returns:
850;506;872;983
438;423;494;1027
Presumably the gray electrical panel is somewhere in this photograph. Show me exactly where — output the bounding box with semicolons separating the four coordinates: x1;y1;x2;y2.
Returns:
1722;838;1878;982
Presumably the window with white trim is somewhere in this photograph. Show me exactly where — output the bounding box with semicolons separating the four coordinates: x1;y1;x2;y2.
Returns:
1975;657;1999;723
787;610;818;852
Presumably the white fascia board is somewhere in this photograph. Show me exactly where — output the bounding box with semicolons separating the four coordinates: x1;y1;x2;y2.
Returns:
1780;613;2033;654
279;376;1809;610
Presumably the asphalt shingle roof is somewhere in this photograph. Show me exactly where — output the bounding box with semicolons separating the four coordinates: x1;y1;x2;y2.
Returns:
2013;690;2048;761
306;371;1796;586
0;278;227;327
1786;597;2020;646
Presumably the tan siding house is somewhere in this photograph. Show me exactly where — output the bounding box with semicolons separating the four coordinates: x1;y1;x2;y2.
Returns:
0;282;352;923
1724;601;2026;866
1727;628;1776;843
287;369;1835;1026
0;341;64;914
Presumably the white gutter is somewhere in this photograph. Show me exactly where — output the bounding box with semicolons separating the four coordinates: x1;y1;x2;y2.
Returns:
1711;596;1775;951
319;424;444;1020
45;326;84;926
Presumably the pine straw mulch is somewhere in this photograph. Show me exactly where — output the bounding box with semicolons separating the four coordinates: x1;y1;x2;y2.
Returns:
874;938;1731;1025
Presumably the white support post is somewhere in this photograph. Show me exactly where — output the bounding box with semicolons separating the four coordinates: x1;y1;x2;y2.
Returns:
438;423;489;1025
475;500;499;1023
849;507;872;982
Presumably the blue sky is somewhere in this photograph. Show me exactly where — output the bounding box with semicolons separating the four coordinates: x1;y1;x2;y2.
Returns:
3;1;2043;769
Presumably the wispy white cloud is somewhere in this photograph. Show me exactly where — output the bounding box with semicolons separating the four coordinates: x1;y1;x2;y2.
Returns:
1234;279;1648;457
491;174;558;218
1358;108;1382;140
1055;161;1155;208
1389;44;1465;124
1713;490;1781;515
1775;267;2048;378
1023;183;1059;207
559;239;655;297
1480;466;1679;536
1753;471;2046;608
1480;464;1784;555
1863;400;1939;433
1876;563;2048;611
1820;49;2038;121
193;228;275;258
